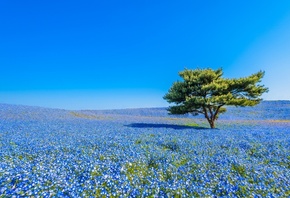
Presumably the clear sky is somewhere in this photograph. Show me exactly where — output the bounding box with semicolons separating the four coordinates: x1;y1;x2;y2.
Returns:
1;0;290;110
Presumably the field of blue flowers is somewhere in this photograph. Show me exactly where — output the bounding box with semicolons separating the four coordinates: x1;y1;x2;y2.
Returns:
0;101;289;197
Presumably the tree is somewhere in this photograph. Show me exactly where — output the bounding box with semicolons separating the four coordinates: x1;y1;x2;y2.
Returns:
163;68;268;129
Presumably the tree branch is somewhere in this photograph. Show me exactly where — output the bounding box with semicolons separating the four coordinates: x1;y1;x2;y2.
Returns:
213;105;223;120
191;109;204;114
202;106;210;121
208;105;214;120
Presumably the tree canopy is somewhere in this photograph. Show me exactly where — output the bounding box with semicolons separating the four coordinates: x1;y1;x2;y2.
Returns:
164;68;268;128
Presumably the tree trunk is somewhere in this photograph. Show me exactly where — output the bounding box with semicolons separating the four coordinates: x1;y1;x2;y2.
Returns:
209;120;215;129
206;119;215;129
203;106;216;129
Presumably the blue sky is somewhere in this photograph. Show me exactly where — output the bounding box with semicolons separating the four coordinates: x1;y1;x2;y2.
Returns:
1;1;290;109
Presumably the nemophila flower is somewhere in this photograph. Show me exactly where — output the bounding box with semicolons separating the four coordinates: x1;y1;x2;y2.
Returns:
0;102;290;196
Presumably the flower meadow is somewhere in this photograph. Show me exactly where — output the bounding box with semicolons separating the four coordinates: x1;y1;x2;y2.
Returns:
0;101;289;197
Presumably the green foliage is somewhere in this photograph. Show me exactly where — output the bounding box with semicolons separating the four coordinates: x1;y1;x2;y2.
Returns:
91;165;102;177
173;157;189;168
161;141;179;152
164;68;268;128
134;139;142;144
231;163;247;177
184;122;199;127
